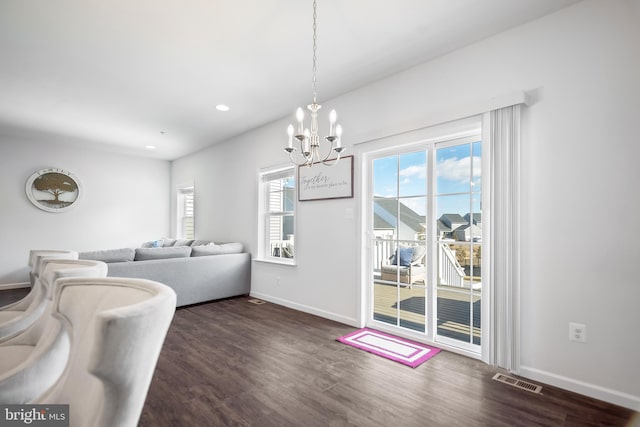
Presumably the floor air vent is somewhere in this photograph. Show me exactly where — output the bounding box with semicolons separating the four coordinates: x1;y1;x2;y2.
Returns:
492;373;543;394
248;298;266;305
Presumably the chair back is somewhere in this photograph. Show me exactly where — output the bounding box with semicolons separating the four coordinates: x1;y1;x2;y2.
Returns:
0;259;105;341
0;259;111;399
34;277;176;427
11;259;109;342
40;259;109;299
28;250;79;285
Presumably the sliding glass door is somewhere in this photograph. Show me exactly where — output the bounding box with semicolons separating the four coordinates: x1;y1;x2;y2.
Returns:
368;135;483;353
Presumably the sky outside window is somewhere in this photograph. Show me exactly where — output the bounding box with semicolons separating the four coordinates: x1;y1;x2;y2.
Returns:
373;141;481;217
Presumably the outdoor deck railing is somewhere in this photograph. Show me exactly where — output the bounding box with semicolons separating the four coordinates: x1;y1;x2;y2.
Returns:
438;244;465;287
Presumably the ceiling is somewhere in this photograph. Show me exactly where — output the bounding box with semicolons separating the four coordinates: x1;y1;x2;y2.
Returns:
0;0;581;160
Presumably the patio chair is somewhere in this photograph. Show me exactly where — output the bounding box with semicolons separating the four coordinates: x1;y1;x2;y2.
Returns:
381;245;426;285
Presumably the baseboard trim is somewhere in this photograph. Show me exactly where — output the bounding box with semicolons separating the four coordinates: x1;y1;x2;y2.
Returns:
519;366;640;412
0;282;30;291
249;291;359;328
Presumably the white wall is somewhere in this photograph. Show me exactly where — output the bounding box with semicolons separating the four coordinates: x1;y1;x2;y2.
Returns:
171;119;360;325
176;0;640;410
0;137;170;284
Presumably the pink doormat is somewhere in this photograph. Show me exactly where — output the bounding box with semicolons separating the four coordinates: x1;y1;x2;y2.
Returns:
337;328;441;368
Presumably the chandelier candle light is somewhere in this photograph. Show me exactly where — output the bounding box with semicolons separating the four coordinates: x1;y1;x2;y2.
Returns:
285;0;344;167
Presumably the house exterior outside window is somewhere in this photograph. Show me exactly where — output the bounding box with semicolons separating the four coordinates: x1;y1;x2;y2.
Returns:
259;166;295;263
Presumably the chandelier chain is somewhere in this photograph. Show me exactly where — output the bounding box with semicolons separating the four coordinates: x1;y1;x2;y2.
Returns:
312;0;318;104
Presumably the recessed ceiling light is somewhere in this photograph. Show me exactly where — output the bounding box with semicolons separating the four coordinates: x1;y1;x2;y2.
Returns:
216;104;230;112
145;145;156;150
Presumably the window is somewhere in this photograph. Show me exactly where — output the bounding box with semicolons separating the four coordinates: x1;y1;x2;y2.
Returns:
177;186;194;239
259;166;295;262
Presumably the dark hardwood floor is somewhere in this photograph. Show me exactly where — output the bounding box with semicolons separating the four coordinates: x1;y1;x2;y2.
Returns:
138;296;638;427
1;289;637;426
0;287;30;306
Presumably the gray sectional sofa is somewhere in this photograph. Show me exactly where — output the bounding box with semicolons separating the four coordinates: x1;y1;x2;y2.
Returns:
79;240;250;307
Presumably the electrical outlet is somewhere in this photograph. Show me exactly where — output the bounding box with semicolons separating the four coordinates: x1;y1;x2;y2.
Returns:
275;276;281;286
569;322;587;343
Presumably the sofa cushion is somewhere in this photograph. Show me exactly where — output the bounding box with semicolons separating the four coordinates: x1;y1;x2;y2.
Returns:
191;242;243;257
411;245;426;264
190;239;213;247
134;247;192;261
162;239;177;247
174;239;194;247
79;248;135;263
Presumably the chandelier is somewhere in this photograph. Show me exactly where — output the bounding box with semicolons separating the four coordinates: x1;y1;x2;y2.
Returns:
285;0;344;167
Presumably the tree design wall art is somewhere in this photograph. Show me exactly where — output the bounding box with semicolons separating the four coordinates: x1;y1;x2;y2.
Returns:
26;168;82;212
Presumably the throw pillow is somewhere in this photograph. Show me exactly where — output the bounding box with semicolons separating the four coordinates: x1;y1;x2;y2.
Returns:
141;239;165;248
162;239;177;247
391;246;414;267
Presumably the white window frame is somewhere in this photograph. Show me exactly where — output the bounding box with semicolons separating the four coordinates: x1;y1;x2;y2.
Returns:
176;184;195;239
360;115;486;360
257;165;296;265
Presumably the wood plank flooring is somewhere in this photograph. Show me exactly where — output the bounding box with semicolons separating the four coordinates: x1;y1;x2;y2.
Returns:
1;289;637;426
139;296;637;427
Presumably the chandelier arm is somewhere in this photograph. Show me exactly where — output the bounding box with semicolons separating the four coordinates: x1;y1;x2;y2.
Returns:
315;137;338;163
287;149;313;167
286;135;315;166
320;149;343;167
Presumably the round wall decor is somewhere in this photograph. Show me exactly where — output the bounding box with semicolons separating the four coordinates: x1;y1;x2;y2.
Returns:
26;168;82;212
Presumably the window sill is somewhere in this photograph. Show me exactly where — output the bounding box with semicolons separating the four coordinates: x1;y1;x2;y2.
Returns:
253;258;297;267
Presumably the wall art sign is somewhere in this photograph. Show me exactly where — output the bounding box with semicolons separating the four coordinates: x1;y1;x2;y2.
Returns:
25;168;82;212
298;155;354;201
